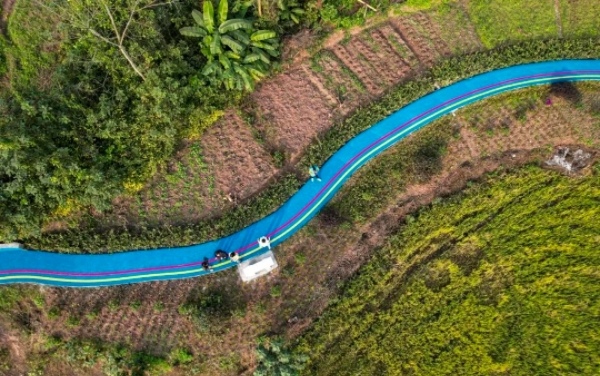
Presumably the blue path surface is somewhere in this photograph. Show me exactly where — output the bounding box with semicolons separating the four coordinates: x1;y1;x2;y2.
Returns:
1;60;599;287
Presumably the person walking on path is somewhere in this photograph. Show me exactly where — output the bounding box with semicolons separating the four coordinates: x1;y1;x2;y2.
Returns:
215;250;228;261
309;165;321;182
201;258;212;272
258;236;271;250
229;252;241;262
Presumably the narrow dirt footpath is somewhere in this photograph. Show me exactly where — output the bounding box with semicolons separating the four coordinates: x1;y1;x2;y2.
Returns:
0;0;16;35
554;0;563;37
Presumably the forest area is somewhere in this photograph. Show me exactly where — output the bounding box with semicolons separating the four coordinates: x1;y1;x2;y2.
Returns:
0;0;307;241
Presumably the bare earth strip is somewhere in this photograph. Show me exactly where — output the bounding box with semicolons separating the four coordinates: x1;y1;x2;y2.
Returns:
251;67;336;160
200;112;278;206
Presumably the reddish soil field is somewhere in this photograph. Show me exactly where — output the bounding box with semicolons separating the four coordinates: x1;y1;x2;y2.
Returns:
366;27;413;79
406;12;452;58
200;112;278;207
250;67;336;161
311;51;368;114
389;16;442;67
330;42;384;95
378;24;421;67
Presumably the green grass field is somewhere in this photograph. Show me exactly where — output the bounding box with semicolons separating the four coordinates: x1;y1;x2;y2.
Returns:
467;0;600;48
558;0;600;37
468;0;558;48
296;164;600;375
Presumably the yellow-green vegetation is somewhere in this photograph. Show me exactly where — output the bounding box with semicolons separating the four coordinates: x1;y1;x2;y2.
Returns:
296;164;600;375
558;0;600;37
469;0;558;47
467;0;600;48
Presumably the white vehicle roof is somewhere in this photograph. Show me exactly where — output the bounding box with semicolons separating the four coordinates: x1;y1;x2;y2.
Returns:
238;251;278;282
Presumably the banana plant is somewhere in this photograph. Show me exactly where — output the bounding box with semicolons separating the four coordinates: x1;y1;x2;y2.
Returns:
180;0;279;91
277;0;305;26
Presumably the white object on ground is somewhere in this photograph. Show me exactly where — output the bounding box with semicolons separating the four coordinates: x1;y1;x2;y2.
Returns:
0;243;23;249
238;251;278;282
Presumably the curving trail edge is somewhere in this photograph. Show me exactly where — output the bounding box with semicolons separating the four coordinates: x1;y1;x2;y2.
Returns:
1;60;599;287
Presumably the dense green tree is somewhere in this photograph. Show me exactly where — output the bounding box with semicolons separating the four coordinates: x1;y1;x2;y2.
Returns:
0;0;234;240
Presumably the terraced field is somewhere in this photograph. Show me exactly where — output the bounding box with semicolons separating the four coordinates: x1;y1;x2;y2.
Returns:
48;0;599;235
48;4;489;232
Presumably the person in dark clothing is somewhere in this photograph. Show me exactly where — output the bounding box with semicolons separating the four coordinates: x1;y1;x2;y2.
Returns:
201;258;211;271
215;250;228;261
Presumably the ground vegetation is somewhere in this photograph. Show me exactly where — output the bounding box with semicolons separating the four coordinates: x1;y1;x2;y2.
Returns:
295;164;600;375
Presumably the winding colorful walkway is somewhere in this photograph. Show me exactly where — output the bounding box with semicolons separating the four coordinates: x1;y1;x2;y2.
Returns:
1;60;599;287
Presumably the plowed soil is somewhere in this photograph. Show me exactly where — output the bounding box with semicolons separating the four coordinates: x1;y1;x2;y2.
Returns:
429;2;483;53
389;16;441;67
250;67;336;160
311;51;367;114
200;112;278;206
331;43;383;95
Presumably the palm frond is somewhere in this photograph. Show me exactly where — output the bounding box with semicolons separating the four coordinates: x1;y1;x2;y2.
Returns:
192;9;205;28
250;30;277;42
203;0;215;34
210;32;222;55
219;19;253;33
221;35;245;54
251;41;276;51
243;53;261;63
179;26;207;38
218;0;229;25
231;30;251;45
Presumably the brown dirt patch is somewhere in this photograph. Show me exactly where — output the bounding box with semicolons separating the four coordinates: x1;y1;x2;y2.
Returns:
367;27;413;76
407;12;452;57
378;23;421;67
389;15;442;67
280;29;319;66
0;0;16;35
330;42;383;95
250;67;336;161
0;330;26;376
311;50;368;114
200;112;278;206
